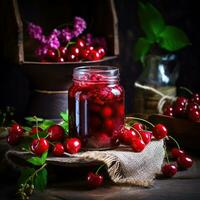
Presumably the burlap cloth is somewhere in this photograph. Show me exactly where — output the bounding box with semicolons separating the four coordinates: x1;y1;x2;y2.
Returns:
5;139;164;187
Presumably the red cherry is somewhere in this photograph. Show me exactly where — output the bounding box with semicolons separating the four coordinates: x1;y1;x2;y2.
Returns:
119;128;138;145
131;138;146;152
104;119;114;130
187;102;199;112
65;138;81;154
76;39;86;49
86;172;103;188
191;93;200;104
47;125;65;141
66;53;79;62
163;106;174;117
7;133;21;145
57;57;65;62
81;46;94;59
153;124;168;139
52;143;64;156
173;104;186;118
86;46;94;51
80;49;89;59
9;123;24;135
31;138;49;156
102;106;112;118
132;123;144;131
97;47;106;58
68;45;80;56
176;97;188;107
171;148;185;159
177;155;193;169
139;131;152;144
29;127;43;136
47;49;57;61
59;47;68;57
188;109;200;122
7;123;24;145
87;50;101;61
162;164;177;178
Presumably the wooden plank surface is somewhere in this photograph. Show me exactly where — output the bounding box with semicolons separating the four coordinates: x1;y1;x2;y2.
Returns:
1;157;200;200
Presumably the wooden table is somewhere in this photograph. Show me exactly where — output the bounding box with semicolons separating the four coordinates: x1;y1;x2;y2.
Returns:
1;156;200;200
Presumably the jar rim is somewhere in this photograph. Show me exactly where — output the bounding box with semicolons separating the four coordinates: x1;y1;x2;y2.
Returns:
73;65;119;82
74;65;118;73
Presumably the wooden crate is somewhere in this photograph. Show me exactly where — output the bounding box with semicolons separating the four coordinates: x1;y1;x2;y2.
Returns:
3;0;119;64
1;0;120;119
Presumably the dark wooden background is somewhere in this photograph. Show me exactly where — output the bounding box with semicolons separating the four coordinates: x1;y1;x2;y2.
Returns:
0;0;199;118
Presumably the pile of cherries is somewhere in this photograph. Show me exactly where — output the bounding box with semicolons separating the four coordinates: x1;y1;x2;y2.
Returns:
163;93;200;122
7;123;81;156
119;120;193;179
6;118;193;188
45;38;106;62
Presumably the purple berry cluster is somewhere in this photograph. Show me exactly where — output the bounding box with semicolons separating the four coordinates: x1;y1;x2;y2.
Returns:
27;16;107;62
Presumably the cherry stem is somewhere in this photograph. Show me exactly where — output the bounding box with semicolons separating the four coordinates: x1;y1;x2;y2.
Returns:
128;125;143;140
179;86;193;95
49;141;55;147
65;41;76;49
56;49;60;57
19;163;47;194
95;164;105;175
168;135;180;149
33;116;39;139
163;142;170;163
130;117;155;128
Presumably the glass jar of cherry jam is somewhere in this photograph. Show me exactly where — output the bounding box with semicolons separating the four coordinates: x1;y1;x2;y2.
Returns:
68;66;125;150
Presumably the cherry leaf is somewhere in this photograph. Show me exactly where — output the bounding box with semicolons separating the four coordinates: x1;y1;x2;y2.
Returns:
39;120;55;130
25;116;44;122
31;132;48;139
159;26;191;51
18;168;35;186
34;168;47;191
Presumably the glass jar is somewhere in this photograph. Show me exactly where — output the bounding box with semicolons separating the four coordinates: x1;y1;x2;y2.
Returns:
68;66;125;150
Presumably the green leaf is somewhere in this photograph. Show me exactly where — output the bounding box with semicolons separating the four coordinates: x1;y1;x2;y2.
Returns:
60;111;68;122
138;2;165;41
159;26;191;51
40;151;48;164
27;152;48;166
25;116;44;122
23;126;32;132
134;37;151;63
27;157;44;166
31;132;48;139
39;119;55;130
60;121;69;134
34;168;47;191
18;168;35;186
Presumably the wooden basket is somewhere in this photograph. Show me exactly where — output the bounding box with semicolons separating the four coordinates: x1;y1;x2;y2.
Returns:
1;0;119;119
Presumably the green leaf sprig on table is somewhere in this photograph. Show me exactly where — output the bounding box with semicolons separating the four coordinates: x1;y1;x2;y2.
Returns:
17;111;69;199
134;2;191;64
17;151;48;200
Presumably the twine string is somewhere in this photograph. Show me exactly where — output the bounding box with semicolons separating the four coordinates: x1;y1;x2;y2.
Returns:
134;82;176;113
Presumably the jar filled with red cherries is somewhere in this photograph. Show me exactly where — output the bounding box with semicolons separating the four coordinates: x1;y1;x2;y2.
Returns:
68;66;125;150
